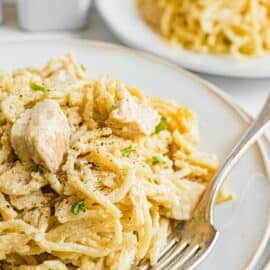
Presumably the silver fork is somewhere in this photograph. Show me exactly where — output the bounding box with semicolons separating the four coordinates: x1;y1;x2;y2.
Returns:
137;95;270;270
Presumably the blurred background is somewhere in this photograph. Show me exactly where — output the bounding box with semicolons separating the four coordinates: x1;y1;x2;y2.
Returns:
0;0;269;119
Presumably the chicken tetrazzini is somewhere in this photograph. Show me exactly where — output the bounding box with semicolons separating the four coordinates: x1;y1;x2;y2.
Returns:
0;54;221;270
138;0;270;57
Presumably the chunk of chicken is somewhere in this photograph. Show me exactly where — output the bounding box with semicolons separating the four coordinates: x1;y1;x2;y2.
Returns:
26;100;71;171
9;190;50;210
166;180;205;220
10;110;32;163
11;99;71;172
106;91;160;139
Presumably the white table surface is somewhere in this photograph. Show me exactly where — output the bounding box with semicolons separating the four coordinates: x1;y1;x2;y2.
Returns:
0;3;270;269
0;2;269;118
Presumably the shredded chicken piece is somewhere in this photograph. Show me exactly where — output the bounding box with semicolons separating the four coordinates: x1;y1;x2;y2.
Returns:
106;91;160;139
11;99;71;172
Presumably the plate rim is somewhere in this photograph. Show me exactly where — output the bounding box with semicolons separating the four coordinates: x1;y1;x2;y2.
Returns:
96;0;270;78
0;37;269;268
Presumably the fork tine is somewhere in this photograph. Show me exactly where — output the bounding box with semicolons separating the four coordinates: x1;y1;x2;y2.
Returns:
168;244;200;270
135;239;177;270
181;234;219;270
158;238;177;260
152;241;188;270
181;249;206;270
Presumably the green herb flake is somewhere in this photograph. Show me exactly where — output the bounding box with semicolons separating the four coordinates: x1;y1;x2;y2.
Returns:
72;200;86;215
32;164;44;174
30;82;48;93
152;156;161;165
152;116;167;135
120;145;132;157
80;64;87;71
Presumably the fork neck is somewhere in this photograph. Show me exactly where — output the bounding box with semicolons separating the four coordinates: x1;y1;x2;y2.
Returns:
198;95;270;223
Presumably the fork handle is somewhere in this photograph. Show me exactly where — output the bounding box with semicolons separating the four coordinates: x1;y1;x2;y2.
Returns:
202;94;270;222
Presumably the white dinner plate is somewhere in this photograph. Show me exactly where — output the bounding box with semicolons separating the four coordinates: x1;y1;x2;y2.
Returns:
96;0;270;78
0;38;269;269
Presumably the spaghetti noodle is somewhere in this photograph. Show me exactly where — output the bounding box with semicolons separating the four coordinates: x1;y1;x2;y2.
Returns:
138;0;270;56
0;54;219;269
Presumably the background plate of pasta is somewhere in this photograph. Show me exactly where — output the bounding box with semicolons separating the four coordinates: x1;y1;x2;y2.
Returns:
97;0;270;78
0;38;270;270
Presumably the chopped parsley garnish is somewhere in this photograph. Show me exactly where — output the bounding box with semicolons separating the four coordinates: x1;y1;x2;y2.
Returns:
30;82;48;93
80;64;87;71
120;145;132;157
152;156;161;165
152;116;167;135
72;200;86;215
32;164;44;174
